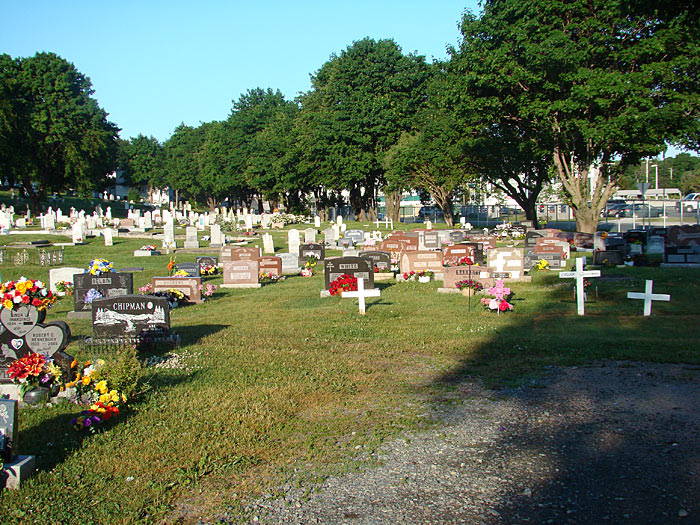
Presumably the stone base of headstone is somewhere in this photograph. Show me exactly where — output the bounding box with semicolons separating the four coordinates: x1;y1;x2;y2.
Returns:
1;455;36;490
373;272;395;281
219;283;262;289
282;268;301;275
66;311;92;320
0;384;20;401
133;250;162;257
437;288;462;294
183;242;200;249
209;243;222;249
320;290;332;298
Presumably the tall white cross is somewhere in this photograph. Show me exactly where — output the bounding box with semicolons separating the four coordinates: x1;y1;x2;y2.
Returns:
559;257;601;315
341;278;380;315
627;279;670;316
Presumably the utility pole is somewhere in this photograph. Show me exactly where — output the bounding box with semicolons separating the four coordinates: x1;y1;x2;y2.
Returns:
645;158;650;184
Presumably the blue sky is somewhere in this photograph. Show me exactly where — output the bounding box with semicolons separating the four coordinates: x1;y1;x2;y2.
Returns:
2;1;480;143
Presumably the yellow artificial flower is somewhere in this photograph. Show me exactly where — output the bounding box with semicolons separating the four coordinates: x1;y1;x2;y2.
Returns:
3;299;13;309
82;376;92;386
109;390;119;403
99;393;111;404
121;393;127;403
95;380;108;394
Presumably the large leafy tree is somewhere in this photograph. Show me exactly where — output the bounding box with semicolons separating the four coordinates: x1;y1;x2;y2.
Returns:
120;134;165;195
454;0;700;232
163;123;206;207
304;38;431;221
0;52;119;212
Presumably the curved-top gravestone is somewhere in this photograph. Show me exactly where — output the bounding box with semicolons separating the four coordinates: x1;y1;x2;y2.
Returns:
0;304;73;384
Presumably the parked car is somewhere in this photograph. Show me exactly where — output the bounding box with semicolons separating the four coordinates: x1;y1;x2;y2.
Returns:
601;203;628;218
618;203;663;218
676;193;700;212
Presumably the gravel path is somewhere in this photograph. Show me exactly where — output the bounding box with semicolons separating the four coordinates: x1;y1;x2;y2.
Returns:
245;361;700;524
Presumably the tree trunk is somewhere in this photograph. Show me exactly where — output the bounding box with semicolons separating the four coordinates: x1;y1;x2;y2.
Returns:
384;189;402;223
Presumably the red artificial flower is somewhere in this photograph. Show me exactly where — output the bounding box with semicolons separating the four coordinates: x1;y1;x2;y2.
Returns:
21;295;30;304
32;298;42;306
499;300;510;312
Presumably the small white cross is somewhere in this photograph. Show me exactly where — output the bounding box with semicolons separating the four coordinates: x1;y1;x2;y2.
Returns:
341;278;380;315
627;279;670;316
559;257;601;315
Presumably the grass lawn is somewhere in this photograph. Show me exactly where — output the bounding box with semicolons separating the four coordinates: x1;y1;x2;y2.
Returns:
0;223;697;523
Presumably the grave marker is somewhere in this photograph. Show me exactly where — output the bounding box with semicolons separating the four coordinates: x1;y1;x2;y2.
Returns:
174;262;200;277
73;273;133;313
92;295;170;337
627;280;670;316
259;255;282;277
558;258;601;315
221;260;261;288
152;276;202;303
341;278;380;315
299;243;325;263
400;251;444;275
279;253;300;275
324;257;374;290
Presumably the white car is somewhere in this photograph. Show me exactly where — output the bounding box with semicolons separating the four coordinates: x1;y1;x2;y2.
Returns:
677;193;700;212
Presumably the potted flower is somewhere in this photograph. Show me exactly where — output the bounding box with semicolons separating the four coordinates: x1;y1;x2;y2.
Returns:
7;352;63;404
259;272;280;284
55;280;74;296
417;270;434;283
456;279;484;297
328;274;358;296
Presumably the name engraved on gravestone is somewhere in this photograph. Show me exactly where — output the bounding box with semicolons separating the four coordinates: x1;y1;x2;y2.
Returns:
0;399;18;460
299;243;325;263
525;230;548;247
592;250;624;266
174;262;200;277
152;276;202;303
279;253;300;274
400;251;444;275
259;256;282;277
574;232;594;249
360;251;391;271
92;295;170;337
222;260;260;285
524;250;564;270
423;231;440;250
442;266;489;289
324;257;374;290
74;273;133;312
25;322;70;356
449;231;465;243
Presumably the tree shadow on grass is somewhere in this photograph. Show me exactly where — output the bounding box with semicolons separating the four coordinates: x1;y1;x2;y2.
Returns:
425;277;700;523
172;323;227;347
19;371;202;474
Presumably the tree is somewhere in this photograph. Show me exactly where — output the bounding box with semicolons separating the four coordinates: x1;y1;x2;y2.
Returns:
454;1;700;232
123;134;165;196
0;52;119;212
303;38;431;221
163;123;205;207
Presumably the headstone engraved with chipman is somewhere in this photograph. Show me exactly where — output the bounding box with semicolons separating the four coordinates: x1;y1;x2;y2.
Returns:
91;295;170;337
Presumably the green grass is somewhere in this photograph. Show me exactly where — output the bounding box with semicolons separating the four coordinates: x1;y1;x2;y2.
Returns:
0;226;698;523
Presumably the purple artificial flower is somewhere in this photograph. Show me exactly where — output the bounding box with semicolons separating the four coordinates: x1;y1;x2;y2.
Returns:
84;288;103;304
40;373;51;384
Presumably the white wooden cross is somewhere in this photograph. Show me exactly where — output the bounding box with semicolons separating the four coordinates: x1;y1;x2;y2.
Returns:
627;279;670;316
341;278;380;315
559;257;601;315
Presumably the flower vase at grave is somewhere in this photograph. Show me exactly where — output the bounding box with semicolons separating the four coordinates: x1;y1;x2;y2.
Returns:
461;287;473;298
418;275;430;283
22;386;50;405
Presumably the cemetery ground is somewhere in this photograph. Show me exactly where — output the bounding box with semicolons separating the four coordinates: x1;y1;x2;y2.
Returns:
0;227;699;523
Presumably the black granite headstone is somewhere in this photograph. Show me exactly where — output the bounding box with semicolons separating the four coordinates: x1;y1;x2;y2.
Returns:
91;295;170;337
359;251;392;271
299;243;325;263
174;262;200;277
324;257;374;290
74;273;134;312
0;399;18;461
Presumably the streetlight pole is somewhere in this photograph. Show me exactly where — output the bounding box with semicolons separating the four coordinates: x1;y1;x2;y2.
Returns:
652;164;658;190
645;158;650;184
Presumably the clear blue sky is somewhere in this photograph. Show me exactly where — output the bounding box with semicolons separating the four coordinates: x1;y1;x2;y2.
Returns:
2;1;480;143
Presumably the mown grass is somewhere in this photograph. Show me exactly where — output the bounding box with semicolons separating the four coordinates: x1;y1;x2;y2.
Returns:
0;225;698;523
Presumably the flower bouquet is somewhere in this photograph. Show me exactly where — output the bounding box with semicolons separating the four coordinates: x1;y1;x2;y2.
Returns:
200;264;218;276
167;256;176;276
199;283;216;297
140;244;157;251
55;280;74;296
402;270;434;282
329;274;358;296
173;269;189;277
83;288;103;305
456;279;484;296
153;288;186;308
300;268;313;277
7;352;63;398
259;272;280;284
535;259;550;271
65;359;127;433
480;279;514;313
1;277;57;311
138;283;153;294
301;256;317;276
87;258;114;276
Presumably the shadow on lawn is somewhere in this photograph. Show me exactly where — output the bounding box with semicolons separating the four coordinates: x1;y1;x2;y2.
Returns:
173;323;228;347
20;371;202;473
428;275;700;522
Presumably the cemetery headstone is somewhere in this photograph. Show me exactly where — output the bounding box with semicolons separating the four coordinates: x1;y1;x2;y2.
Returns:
103;228;113;247
400;251;444;276
0;399;18;461
92;295;170;337
443;243;483;266
262;233;275;254
174;262;200;277
221;260;261;288
359;251;391;272
304;228;317;244
163;222;176;249
323;227;338;246
288;229;301;256
152;276;202;303
196;256;219;274
259;256;283;277
184;227;199;249
299;243;325;263
279;253;300;275
343;229;365;246
220;246;260;262
442;266;491;289
487;247;525;279
210;224;224;247
324;256;374;290
558;258;601;315
73;273;133;313
592;250;625;266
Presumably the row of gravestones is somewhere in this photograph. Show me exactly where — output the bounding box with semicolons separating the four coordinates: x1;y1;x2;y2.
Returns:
594;226;700;265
